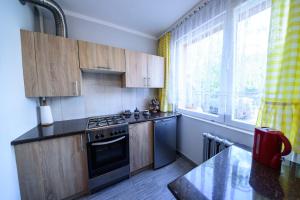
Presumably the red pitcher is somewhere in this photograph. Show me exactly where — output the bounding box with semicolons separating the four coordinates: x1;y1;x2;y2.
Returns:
253;127;292;169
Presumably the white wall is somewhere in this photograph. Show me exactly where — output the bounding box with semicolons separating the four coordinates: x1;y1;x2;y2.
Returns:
0;2;158;199
43;13;157;54
178;115;254;165
49;73;157;121
0;1;37;199
66;15;157;54
43;13;159;121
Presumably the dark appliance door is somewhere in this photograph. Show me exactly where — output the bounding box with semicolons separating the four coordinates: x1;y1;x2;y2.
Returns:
153;117;177;169
87;134;129;178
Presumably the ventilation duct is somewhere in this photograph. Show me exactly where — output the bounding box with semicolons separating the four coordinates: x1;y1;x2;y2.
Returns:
20;0;68;37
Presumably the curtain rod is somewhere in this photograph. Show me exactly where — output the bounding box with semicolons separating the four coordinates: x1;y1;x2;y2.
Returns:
159;0;211;39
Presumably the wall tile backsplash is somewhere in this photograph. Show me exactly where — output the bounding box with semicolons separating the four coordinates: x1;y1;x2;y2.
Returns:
48;73;158;121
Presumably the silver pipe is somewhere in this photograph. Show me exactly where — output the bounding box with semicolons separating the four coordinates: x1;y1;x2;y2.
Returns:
33;6;44;33
20;0;68;37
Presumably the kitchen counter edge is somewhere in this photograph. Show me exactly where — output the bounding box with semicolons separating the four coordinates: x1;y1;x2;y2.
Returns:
11;112;181;145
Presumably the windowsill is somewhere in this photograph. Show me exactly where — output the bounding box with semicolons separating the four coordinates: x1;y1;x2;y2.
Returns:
180;113;254;136
284;152;300;164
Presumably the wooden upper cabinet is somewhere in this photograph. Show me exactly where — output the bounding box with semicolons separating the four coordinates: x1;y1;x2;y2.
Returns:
78;40;125;72
123;50;148;87
21;30;39;97
78;41;108;70
123;50;165;88
35;32;81;97
20;30;82;97
108;46;126;72
147;55;165;88
21;30;164;93
129;121;153;173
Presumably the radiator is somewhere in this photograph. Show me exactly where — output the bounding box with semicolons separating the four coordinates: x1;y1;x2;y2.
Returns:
202;133;234;162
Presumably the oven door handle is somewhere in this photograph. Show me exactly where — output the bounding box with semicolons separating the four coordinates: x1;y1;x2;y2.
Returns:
91;136;126;146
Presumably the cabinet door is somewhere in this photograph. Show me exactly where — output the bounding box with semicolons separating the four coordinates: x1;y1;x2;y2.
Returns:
123;50;148;87
41;135;88;199
20;30;39;97
108;46;125;72
15;134;88;200
129;121;153;173
78;40;109;70
78;41;125;72
34;32;81;96
147;55;165;88
15;141;46;200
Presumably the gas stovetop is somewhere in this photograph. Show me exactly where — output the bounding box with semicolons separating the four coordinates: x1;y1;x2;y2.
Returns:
87;115;127;130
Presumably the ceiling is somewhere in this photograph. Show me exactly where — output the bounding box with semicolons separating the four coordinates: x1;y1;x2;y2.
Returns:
55;0;200;39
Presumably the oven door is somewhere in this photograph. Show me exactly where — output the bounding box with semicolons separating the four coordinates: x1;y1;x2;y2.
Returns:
87;134;129;179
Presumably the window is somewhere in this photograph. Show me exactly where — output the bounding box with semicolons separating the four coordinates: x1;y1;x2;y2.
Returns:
176;0;271;130
178;15;224;122
230;1;271;127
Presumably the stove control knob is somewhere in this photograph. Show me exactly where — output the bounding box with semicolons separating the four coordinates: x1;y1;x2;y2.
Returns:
95;134;99;139
101;134;104;138
110;132;113;136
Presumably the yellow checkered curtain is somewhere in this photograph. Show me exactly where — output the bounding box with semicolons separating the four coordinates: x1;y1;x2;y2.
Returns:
257;0;300;153
158;32;172;112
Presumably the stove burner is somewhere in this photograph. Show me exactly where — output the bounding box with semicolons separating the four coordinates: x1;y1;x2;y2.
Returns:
87;115;126;129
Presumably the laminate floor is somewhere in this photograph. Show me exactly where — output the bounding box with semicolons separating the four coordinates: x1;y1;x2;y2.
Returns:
80;157;195;200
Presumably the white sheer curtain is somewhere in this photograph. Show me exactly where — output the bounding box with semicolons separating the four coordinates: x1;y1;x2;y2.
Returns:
169;0;227;113
169;0;271;128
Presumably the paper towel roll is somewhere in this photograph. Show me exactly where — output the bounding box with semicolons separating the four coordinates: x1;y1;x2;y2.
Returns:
40;105;54;126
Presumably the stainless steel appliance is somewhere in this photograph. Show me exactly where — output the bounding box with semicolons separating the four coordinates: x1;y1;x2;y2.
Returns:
153;117;177;169
86;115;129;193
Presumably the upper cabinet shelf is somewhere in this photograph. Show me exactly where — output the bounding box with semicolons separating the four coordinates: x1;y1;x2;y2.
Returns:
78;41;125;73
21;30;82;97
21;30;165;97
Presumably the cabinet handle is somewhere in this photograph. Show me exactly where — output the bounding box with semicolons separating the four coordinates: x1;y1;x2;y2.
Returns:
80;134;85;152
144;77;147;87
96;66;111;70
73;81;79;96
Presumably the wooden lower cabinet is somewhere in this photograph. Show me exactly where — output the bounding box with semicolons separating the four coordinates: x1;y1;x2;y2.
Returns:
14;134;88;200
129;121;153;173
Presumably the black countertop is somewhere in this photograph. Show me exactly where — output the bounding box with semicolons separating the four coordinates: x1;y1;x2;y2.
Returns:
168;146;300;200
124;112;180;124
11;112;180;145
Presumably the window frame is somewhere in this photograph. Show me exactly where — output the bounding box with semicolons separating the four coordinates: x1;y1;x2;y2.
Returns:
175;0;271;132
176;18;226;124
225;0;271;131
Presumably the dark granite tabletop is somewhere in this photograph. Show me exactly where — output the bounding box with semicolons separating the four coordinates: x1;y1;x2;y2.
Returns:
168;146;300;200
11;112;180;145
